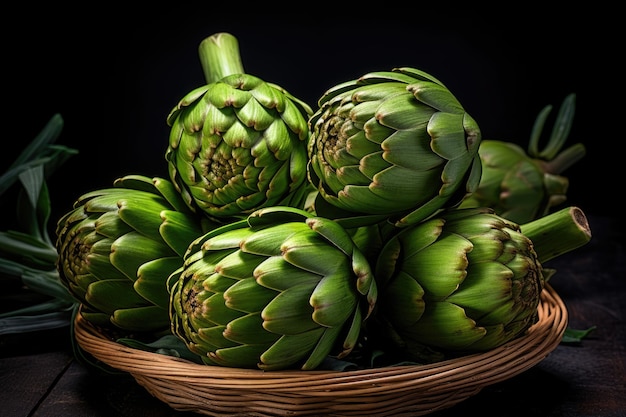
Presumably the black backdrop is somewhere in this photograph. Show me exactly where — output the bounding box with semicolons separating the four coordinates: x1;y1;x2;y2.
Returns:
1;7;619;233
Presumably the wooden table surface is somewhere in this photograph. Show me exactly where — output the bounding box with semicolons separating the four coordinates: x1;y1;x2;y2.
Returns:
2;214;624;417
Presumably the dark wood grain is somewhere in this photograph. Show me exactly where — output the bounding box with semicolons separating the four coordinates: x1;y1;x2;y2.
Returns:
2;215;624;417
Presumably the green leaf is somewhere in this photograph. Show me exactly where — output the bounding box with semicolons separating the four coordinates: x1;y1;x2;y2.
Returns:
561;326;596;343
117;334;204;363
11;114;64;169
0;310;74;334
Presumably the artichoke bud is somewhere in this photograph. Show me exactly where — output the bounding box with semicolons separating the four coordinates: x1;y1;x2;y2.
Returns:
165;33;314;222
169;206;377;371
460;93;585;224
370;206;591;362
55;175;219;335
307;67;482;228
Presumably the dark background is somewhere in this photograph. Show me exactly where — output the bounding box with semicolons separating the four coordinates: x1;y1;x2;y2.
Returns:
1;7;619;232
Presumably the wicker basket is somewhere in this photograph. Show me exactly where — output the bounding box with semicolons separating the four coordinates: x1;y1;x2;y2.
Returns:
74;283;567;417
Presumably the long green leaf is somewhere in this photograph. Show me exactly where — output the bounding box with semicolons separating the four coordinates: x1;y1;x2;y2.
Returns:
0;310;73;334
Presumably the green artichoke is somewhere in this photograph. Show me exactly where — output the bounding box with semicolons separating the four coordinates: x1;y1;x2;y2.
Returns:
371;206;591;362
55;174;217;335
307;67;482;228
460;93;585;224
165;32;314;221
168;206;377;371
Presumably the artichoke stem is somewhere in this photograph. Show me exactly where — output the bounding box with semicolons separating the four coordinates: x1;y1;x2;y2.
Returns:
520;206;591;264
198;32;246;84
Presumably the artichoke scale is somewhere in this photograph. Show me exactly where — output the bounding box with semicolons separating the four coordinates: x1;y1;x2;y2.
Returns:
305;216;356;256
380;271;426;328
84;249;127;280
348;99;379;125
350;82;407;102
279;98;312;140
376;93;436;131
111;305;170;332
301;324;347;371
263;119;300;161
223;313;281;344
79;309;113;328
93;210;133;239
261;281;320;334
240;75;284;108
78;189;128;213
309;271;358;327
223;276;277;312
406;301;487;350
336;184;415;214
258;327;326;370
281;231;350;275
429;111;478;159
401;232;471;298
345;129;385;159
326;162;366;192
201;225;255;251
254;255;322;291
395;218;444;257
241;222;309;256
195;289;243;326
110;232;176;281
462;323;508;351
234;93;274;131
159;209;209;257
447;262;516;312
84;279;147;314
204;104;239;137
395;67;446;85
194;324;233;351
135;256;182;308
350;248;377;305
112;174;159;195
191;266;234;293
478;297;521;327
264;161;299;203
407;80;464;114
210;343;270;369
117;197;175;241
216;250;265;279
369;163;443;205
381;129;442;170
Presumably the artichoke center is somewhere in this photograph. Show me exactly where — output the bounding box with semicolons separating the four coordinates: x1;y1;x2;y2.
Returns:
201;144;246;190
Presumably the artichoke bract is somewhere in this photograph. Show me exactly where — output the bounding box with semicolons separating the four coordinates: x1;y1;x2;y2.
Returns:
166;33;314;221
55;175;217;335
168;206;377;371
460;93;585;224
307;67;482;228
371;206;591;362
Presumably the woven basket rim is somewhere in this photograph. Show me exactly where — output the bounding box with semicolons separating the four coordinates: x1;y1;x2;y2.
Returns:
74;283;567;416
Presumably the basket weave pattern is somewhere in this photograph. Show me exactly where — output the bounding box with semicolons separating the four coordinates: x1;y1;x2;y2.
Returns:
75;284;567;417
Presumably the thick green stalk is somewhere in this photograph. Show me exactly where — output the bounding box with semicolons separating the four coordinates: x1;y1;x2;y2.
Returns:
198;32;245;84
520;206;591;263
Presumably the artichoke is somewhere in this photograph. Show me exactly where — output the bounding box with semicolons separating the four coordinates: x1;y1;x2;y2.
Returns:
460;93;585;224
307;67;482;227
165;32;314;221
55;174;217;335
371;206;591;362
168;206;377;371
